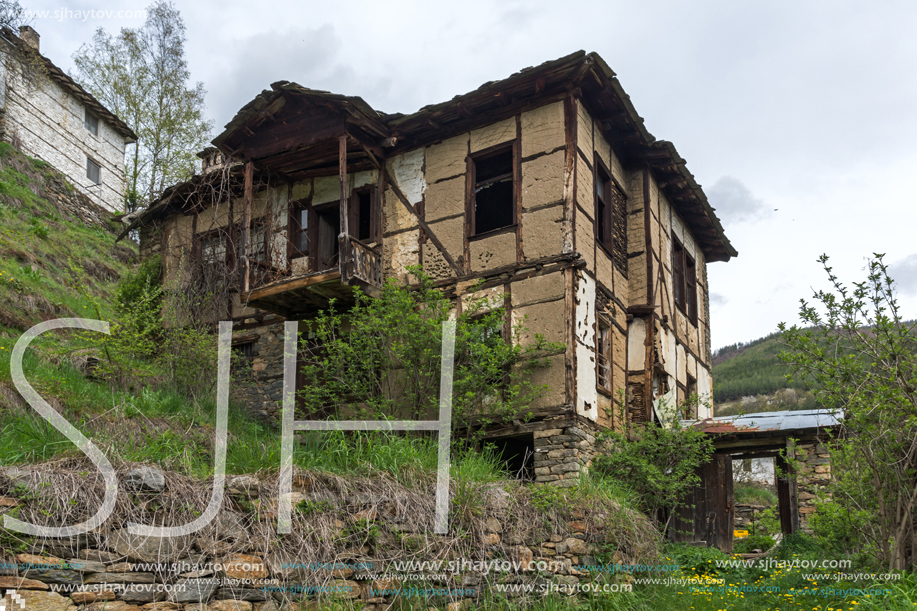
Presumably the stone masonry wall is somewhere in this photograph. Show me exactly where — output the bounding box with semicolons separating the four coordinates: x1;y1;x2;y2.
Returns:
1;56;128;212
533;420;601;488
791;440;832;533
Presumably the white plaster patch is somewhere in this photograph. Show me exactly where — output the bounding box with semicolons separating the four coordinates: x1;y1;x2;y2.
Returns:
575;273;597;420
627;318;645;371
389;148;425;205
697;367;713;418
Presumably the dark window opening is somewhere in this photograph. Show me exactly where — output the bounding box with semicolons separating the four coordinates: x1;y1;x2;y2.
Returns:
672;236;698;324
84;110;98;136
86;158;101;184
232;341;254;361
290;204;309;258
597;318;612;392
357;190;373;242
315;204;340;271
490;434;534;480
472;147;515;235
200;232;227;265
595;160;611;247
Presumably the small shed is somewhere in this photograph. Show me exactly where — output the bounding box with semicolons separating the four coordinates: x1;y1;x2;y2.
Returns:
673;409;842;551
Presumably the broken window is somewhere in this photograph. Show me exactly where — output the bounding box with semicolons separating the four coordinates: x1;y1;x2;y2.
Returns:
594;155;628;275
200;232;227;265
289;202;309;259
672;236;698;324
232;341;254;362
86;157;101;184
597;317;612;392
350;187;379;243
84;110;98;136
471;146;515;235
314;202;341;271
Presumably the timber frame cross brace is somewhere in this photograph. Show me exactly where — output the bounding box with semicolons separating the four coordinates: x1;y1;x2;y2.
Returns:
353;138;464;276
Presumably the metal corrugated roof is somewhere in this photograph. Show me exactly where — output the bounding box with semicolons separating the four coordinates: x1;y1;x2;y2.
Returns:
683;409;842;434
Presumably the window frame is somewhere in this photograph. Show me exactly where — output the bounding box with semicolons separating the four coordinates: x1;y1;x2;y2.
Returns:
288;199;310;261
86;157;101;185
594;156;613;249
349;184;380;244
468;142;518;238
672;235;698;324
84;110;99;136
596;315;613;394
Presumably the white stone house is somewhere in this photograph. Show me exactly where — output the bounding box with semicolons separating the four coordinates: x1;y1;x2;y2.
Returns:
0;26;136;212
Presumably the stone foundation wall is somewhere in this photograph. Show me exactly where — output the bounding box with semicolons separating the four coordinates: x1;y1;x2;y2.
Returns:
533;420;601;488
791;440;832;533
231;319;286;422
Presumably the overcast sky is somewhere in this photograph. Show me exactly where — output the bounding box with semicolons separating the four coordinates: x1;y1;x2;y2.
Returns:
24;0;917;349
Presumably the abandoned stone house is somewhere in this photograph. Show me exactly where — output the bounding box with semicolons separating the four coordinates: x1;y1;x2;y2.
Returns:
0;26;136;212
123;51;736;486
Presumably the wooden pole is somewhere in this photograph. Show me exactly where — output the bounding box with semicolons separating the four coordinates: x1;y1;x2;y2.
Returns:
242;160;253;293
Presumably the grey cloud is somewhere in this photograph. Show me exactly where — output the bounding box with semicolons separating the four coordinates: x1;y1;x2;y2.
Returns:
888;254;917;295
706;176;767;226
206;24;393;128
709;292;728;307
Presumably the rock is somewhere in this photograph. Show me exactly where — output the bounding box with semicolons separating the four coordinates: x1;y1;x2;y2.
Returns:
141;604;182;611
482;533;500;546
78;550;122;563
169;578;221;603
107;563;135;573
353;508;377;521
67;559;107;573
212;588;268;603
0;496;20;507
562;537;587;555
210;602;252;611
15;591;75;611
85;602;142;611
28;569;84;586
122;584;167;603
484;518;502;533
482;486;511;511
512;546;533;570
253;601;278;611
124;467;166;493
447;601;471;611
227;476;260;498
567;520;587;533
108;529;192;563
331;580;361;600
15;554;66;569
217;554;268;580
84;573;156;584
0;576;50;590
213;512;247;541
70;592;99;604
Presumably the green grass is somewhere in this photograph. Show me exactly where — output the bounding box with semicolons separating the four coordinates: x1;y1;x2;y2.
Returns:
735;482;778;507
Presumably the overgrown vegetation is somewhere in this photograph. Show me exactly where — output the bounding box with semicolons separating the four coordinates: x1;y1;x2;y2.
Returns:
780;254;917;571
297;267;563;440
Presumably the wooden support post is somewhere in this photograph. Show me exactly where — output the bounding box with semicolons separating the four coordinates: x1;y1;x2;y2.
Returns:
242;160;253;294
339;134;350;281
643;165;655;422
384;169;464;276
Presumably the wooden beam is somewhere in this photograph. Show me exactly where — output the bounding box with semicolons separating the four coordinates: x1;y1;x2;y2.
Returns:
383;168;464;276
339;134;350;281
244;270;342;301
242;160;253;293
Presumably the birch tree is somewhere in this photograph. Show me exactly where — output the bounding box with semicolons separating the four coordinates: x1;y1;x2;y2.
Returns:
72;1;212;212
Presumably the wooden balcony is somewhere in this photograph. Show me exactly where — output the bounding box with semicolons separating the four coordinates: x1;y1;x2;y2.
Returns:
241;236;382;318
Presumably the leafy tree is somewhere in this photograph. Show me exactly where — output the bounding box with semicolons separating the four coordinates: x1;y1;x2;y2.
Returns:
592;398;715;536
779;253;917;571
71;1;212;212
296;267;563;440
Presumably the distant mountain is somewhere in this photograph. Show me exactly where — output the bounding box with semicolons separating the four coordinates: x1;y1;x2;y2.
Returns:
711;331;819;416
